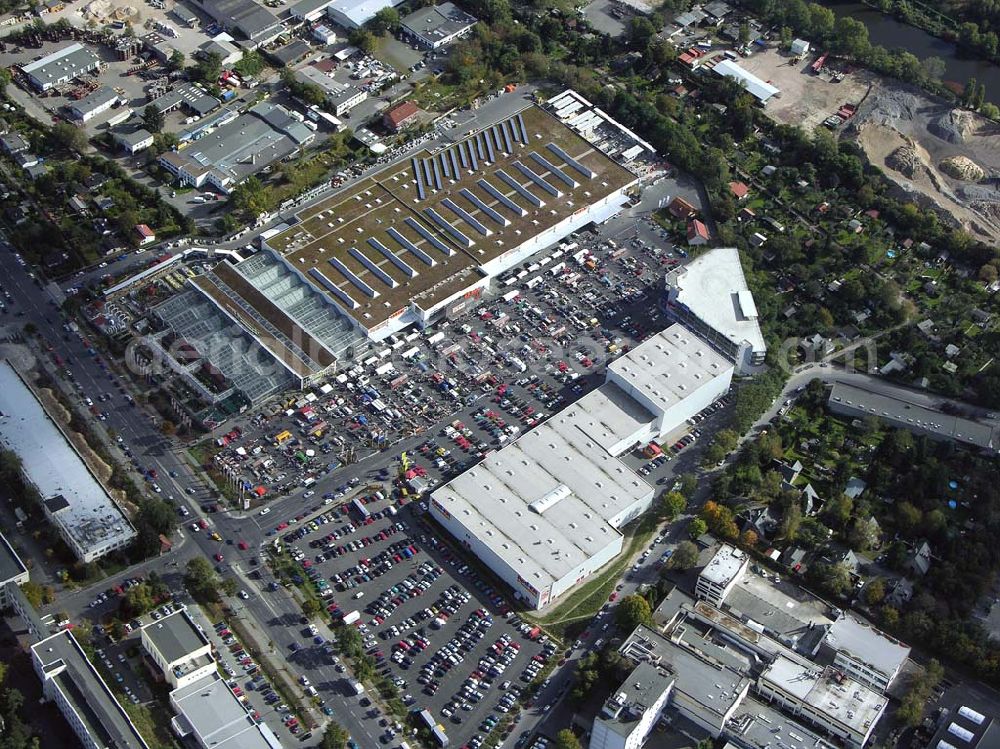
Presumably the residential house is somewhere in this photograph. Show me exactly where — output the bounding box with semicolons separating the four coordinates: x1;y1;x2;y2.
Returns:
667;195;697;219
843;477;866;500
906;541;932;577
687;218;709;246
383;100;421;132
135;224;156;246
729;180;749;200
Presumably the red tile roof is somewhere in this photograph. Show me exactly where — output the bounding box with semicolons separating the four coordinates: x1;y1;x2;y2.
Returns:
384;100;419;129
729;181;749;199
687;218;709;242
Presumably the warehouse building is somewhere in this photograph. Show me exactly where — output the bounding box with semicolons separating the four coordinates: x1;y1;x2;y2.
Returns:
429;325;732;609
326;0;405;29
169;672;283;749
400;2;478;49
713;59;780;104
828;382;999;453
663;246;766;374
158;101;313;193
141;610;216;689
32;630;150;749
291;0;335;22
68;85;120;122
0;361;136;563
188;0;283;45
21;42;101;91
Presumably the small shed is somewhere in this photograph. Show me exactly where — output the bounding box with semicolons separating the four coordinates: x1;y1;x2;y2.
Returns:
790;38;810;56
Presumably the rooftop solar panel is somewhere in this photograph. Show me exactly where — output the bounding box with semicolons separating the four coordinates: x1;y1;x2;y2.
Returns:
484;133;496;163
432;158;442;190
478;178;528;217
491;126;506;154
403;217;455;256
423;207;474;248
467;140;478;171
546;142;595;179
458;142;469;170
439;152;451;179
422;158;433;187
442;197;491;236
516;113;529;144
368;237;418;277
474;133;486;161
309;267;359;310
449;148;461;179
528;151;578;188
386;226;437;266
501;121;513;154
348;246;398;288
329;257;378;298
496;169;543;208
513;161;560;197
459;187;510;227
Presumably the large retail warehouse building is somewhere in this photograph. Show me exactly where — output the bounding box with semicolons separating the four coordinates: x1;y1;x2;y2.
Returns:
430;325;733;609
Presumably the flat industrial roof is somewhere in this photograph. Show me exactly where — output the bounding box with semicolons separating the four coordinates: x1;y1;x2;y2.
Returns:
431;398;652;589
265;105;636;328
401;2;477;42
728;697;838;749
825;614;910;677
171;673;282;749
829;381;997;450
561;381;654;455
699;544;747;587
609;324;734;413
665;247;766;355
32;630;149;749
142;610;210;665
0;361;135;558
761;656;886;735
21;42;100;84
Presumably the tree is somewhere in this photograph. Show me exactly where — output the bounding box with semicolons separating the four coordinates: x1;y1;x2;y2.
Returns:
368;7;400;35
48;122;87;154
677;473;698;499
230;176;271;220
975;83;987;110
0;67;10;96
185;557;220;602
625;17;656;50
864;577;886;606
739;529;759;548
688;517;708;539
923;56;946;81
221;578;239;597
168;49;186;72
662;491;687;520
963;76;978;106
142;104;166;133
738;20;750;45
319;722;350;749
122;582;156;617
348;28;378;54
831;16;870;59
554;730;583;749
302;598;323;617
669;540;699;570
191;52;222;84
615;594;652;630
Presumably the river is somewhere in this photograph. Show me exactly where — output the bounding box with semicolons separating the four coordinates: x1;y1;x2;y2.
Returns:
821;0;1000;105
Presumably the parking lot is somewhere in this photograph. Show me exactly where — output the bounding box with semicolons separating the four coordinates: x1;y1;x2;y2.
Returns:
272;489;557;748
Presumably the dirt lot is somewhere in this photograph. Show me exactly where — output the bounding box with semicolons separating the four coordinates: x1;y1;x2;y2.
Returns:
739;45;874;132
848;83;1000;244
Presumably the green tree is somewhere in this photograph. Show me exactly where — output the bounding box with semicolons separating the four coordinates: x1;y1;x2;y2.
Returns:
863;577;886;606
963;76;978;106
616;594;652;630
554;730;584;749
662;491;687;520
0;67;11;96
168;49;186;72
688;517;708;539
230;176;271;220
975;83;987;110
185;557;221;602
47;122;87;154
677;473;698;499
923;56;946;81
368;7;401;35
302;598;323;617
191;52;222;84
625;17;656;50
122;582;155;617
738;20;750;45
319;722;350;749
222;578;239;597
668;540;699;570
348;28;378;54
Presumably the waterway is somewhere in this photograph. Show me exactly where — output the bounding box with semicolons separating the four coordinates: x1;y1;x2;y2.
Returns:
821;1;1000;104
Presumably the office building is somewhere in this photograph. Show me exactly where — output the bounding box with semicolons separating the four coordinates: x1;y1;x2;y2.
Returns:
663;246;767;374
823;614;910;693
0;361;136;563
400;2;477;49
293;66;367;116
140;610;216;689
326;0;405;29
591;662;674;749
32;630;150;749
21;43;100;91
696;544;749;606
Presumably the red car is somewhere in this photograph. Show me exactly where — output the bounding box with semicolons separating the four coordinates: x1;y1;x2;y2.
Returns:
608;592;618;602
214;553;224;562
238;540;248;550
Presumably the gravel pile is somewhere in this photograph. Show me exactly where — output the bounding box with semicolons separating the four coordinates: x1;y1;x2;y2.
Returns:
940;155;986;181
886;145;924;178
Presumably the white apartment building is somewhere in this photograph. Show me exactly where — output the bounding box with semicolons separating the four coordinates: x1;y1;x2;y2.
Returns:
141;610;216;689
590;663;674;749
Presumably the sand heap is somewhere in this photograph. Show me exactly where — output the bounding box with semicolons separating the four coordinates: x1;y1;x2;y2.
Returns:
886;144;923;178
939;155;986;181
